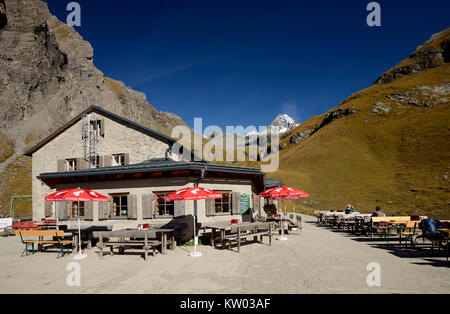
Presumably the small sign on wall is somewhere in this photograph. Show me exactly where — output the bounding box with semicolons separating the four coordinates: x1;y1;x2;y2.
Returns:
240;194;251;215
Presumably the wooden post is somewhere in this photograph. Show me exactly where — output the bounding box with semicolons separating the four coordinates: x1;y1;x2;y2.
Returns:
98;232;103;259
170;234;176;250
162;233;167;255
144;232;148;261
237;226;241;253
210;228;215;247
269;223;272;246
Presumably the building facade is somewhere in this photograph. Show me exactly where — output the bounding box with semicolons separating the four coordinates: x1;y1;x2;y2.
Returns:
25;106;266;230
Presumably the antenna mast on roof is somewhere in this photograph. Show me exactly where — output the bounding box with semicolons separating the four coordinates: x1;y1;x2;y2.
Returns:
82;114;99;168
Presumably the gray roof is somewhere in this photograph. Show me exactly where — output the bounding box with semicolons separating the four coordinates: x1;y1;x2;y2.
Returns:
265;179;284;188
38;158;264;179
24;105;199;160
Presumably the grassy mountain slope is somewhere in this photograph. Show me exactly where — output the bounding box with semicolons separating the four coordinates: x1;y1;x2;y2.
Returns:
262;29;450;218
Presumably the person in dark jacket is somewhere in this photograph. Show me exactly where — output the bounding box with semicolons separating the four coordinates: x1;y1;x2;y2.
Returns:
372;206;386;217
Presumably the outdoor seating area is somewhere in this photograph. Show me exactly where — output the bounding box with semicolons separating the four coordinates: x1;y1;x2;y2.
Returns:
314;210;450;262
9;186;309;260
9;209;306;259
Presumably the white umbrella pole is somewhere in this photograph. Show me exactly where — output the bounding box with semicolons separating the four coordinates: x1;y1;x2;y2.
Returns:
189;199;202;257
73;213;87;260
277;199;288;241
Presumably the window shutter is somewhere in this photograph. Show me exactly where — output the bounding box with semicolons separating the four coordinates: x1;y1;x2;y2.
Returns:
98;156;104;168
124;153;130;165
127;194;137;219
77;158;88;170
142;193;154;219
85;201;94;220
174;200;185;217
206;199;215;217
104;155;112;167
98;201;109;220
253;194;260;216
45;201;53;217
100;118;105;137
57;201;68;221
232;192;241;215
57;160;65;172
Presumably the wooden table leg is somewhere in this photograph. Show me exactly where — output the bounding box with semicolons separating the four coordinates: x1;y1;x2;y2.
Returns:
38;236;43;252
221;230;225;248
170;234;175;250
162;233;167;255
73;234;78;254
87;232;92;250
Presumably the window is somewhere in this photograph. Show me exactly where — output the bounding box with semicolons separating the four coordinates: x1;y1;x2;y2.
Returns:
90;120;102;137
215;191;232;214
70;201;85;218
65;159;77;171
88;155;100;168
112;154;126;166
111;194;128;217
154;192;175;217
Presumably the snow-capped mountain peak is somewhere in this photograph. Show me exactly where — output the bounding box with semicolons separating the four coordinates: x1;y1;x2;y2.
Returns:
269;114;299;131
245;113;299;136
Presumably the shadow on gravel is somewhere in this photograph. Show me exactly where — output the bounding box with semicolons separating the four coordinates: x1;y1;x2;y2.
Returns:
311;222;449;268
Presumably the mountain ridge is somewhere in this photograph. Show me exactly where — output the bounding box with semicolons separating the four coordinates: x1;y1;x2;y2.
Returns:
268;28;450;218
0;0;189;216
236;27;450;218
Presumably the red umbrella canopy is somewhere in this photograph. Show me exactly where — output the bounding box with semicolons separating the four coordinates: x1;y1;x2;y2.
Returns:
166;187;222;201
45;188;108;202
259;186;309;199
45;189;72;202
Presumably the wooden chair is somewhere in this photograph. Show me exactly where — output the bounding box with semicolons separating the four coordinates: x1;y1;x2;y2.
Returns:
400;221;421;248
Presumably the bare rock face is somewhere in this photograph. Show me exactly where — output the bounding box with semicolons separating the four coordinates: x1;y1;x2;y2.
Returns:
0;0;6;29
0;0;188;216
0;0;187;135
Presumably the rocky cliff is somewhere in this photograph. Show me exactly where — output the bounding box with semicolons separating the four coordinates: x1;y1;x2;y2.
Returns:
0;0;188;217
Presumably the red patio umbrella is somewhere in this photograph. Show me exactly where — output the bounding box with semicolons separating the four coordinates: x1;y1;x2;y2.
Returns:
259;186;309;240
166;187;222;257
259;186;309;199
44;189;72;202
45;188;108;259
165;187;222;201
45;188;108;202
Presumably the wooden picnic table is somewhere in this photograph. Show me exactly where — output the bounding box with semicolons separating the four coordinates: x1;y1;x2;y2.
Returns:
65;225;112;253
93;228;176;256
201;222;261;248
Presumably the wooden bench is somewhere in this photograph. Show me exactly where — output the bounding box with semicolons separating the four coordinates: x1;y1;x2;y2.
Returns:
39;218;57;230
12;221;42;230
15;230;72;258
94;230;172;261
286;215;302;232
222;222;273;253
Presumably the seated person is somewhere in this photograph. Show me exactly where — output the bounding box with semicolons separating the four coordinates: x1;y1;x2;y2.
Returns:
345;204;355;214
371;206;386;217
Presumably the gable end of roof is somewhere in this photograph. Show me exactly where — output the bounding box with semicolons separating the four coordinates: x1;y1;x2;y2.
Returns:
23;105;177;157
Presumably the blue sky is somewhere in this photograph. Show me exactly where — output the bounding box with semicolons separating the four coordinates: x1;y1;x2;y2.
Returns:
45;0;449;130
